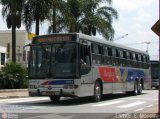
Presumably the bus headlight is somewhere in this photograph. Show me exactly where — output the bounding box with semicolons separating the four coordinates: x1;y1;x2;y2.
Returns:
29;85;38;89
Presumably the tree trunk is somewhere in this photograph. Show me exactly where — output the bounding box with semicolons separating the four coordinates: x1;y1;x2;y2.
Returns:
35;18;40;35
12;15;16;62
52;8;57;33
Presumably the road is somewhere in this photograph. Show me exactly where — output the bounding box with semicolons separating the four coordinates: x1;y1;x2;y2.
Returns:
0;90;158;119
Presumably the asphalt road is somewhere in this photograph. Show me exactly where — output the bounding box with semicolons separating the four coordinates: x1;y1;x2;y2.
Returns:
0;90;158;119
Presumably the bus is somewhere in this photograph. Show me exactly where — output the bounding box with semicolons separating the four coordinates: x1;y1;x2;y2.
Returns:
150;60;159;89
26;33;151;102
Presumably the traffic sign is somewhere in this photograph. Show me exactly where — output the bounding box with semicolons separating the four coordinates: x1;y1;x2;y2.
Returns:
151;19;160;37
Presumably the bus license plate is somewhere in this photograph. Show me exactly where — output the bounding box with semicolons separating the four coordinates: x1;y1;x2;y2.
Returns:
42;91;55;95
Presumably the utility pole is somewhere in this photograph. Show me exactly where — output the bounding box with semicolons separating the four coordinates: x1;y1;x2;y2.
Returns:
113;34;128;41
145;42;151;53
158;0;160;116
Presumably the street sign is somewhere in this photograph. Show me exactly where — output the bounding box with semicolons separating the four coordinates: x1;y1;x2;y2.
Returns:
151;19;160;37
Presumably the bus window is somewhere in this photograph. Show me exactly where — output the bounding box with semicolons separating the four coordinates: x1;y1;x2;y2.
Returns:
141;55;144;62
112;48;116;57
92;43;99;54
119;50;123;58
129;52;133;60
138;54;141;62
116;49;120;57
126;52;130;59
80;44;91;75
135;54;139;61
108;47;112;56
103;46;108;56
123;51;127;59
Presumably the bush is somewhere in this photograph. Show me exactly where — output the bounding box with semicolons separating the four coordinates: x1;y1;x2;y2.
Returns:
0;61;28;89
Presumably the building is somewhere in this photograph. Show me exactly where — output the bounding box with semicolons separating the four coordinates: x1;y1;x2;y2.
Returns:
0;30;30;67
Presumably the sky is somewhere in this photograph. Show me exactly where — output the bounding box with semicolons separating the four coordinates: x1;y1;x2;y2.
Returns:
0;0;159;60
111;0;159;61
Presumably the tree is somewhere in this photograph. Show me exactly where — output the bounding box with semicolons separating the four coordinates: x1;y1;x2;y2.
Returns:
63;0;118;40
65;0;82;33
23;0;52;35
80;0;118;40
47;0;67;33
1;0;24;62
0;61;27;89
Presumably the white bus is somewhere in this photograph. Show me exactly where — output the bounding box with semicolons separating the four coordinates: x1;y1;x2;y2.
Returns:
27;33;151;102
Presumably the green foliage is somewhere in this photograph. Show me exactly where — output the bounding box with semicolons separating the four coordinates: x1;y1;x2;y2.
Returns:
0;61;28;89
1;0;25;62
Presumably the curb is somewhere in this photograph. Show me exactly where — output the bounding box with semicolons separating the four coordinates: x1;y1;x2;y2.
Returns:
0;89;28;93
0;89;29;99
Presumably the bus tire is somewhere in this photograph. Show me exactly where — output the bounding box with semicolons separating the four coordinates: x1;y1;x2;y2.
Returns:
156;86;159;90
133;80;138;95
49;96;60;102
138;80;142;95
93;81;102;102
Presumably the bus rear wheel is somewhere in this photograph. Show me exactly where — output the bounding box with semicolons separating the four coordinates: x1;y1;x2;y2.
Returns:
138;80;142;95
93;81;102;102
49;96;60;102
133;80;138;95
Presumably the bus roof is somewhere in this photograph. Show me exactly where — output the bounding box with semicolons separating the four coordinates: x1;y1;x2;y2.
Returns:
77;33;148;55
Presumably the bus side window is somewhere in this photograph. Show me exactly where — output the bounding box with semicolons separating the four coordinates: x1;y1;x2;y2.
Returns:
80;44;91;75
91;43;102;64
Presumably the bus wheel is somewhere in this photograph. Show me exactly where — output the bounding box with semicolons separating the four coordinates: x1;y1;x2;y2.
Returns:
133;80;138;95
49;96;60;102
138;80;142;95
156;86;159;90
94;81;102;102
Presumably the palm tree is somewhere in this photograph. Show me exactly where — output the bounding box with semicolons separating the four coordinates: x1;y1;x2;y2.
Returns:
63;0;118;40
1;0;24;62
80;0;118;40
47;0;67;33
65;0;82;32
23;0;53;35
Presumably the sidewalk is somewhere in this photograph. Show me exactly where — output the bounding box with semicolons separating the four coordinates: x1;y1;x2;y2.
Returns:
0;89;29;99
143;105;158;113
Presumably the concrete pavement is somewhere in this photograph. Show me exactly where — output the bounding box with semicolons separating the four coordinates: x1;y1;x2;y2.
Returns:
0;89;158;114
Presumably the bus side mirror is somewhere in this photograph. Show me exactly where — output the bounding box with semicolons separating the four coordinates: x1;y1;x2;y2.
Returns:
23;44;31;50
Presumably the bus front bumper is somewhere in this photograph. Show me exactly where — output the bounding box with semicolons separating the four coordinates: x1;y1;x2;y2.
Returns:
29;88;78;97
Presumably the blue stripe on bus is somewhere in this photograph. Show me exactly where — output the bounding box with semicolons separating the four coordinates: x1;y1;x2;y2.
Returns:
127;69;144;81
46;80;74;85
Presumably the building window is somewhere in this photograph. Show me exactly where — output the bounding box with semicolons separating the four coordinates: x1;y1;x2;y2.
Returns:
1;53;5;65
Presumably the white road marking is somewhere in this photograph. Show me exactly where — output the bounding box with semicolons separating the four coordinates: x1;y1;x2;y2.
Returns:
117;101;146;108
146;104;153;108
92;101;125;107
135;108;144;112
0;97;49;103
126;98;158;101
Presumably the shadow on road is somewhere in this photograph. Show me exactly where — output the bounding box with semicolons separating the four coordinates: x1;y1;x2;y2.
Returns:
13;92;148;107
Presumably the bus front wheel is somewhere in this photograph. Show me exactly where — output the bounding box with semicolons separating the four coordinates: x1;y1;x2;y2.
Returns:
93;81;102;102
49;96;60;102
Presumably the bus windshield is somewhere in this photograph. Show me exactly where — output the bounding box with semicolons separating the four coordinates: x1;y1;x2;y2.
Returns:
29;43;79;78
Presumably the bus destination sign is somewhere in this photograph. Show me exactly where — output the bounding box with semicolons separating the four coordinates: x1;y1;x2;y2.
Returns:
34;35;72;43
